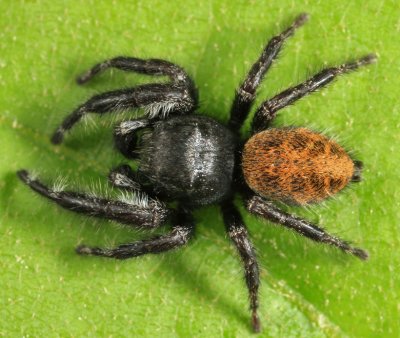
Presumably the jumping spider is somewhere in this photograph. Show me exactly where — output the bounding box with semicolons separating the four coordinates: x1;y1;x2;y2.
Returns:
18;13;375;332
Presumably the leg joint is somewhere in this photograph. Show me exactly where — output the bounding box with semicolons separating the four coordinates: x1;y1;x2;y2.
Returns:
237;87;256;102
172;226;194;245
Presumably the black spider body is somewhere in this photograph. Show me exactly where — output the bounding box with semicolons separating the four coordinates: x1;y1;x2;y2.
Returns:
18;13;376;333
138;115;236;206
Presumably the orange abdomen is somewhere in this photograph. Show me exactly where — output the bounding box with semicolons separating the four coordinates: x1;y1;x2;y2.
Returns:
242;128;356;205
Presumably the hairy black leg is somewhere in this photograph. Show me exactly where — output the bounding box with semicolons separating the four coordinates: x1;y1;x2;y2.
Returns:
108;164;140;191
252;54;377;133
17;170;169;229
76;207;194;259
228;13;309;132
221;200;261;332
76;56;195;87
113;119;150;159
51;83;195;144
247;195;368;260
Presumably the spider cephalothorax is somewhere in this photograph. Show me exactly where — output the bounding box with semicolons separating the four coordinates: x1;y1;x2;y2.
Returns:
18;13;375;333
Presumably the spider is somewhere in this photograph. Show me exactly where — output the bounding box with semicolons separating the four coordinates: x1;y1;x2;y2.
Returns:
17;13;375;332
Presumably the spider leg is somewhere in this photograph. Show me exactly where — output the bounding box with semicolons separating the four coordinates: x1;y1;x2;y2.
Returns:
221;200;261;333
17;170;169;229
113;118;150;159
76;56;195;87
51;82;196;144
228;13;308;132
246;195;368;260
252;54;377;133
76;207;194;259
108;164;141;191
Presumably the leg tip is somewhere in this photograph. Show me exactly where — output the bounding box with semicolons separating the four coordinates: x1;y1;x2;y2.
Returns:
361;53;378;65
76;244;107;257
251;311;261;333
352;247;369;261
51;130;64;145
295;13;310;26
17;169;31;184
75;244;93;256
76;74;89;85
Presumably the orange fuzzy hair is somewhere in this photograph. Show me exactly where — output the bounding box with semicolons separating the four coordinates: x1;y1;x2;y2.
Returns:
242;128;356;205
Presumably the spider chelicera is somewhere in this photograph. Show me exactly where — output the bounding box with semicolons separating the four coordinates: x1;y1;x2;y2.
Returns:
18;13;375;332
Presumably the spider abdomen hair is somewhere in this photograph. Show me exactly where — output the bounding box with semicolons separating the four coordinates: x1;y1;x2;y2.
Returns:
242;127;359;205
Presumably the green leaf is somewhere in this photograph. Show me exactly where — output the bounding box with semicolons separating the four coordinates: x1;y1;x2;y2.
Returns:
1;1;398;337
